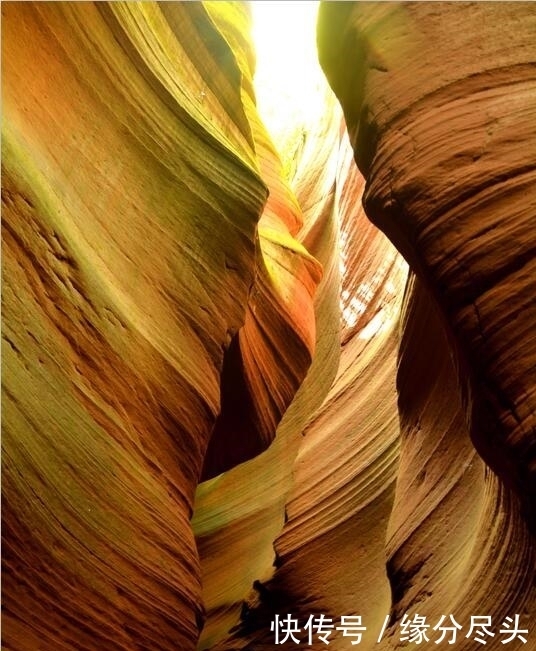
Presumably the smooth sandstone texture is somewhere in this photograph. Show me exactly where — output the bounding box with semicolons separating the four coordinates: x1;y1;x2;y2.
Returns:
194;78;345;651
385;274;534;651
317;1;536;649
203;130;410;651
318;1;536;529
2;2;535;651
202;2;535;649
2;2;319;649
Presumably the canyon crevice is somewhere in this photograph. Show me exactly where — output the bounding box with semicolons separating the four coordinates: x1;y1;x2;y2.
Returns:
2;2;535;650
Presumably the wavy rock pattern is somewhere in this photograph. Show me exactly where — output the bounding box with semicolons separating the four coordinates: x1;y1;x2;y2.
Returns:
193;73;344;651
2;3;319;649
318;1;536;527
385;274;534;651
200;1;322;479
2;2;535;651
200;130;409;651
317;1;536;649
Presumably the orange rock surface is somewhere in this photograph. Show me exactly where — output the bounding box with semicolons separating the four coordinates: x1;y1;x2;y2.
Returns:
2;2;534;650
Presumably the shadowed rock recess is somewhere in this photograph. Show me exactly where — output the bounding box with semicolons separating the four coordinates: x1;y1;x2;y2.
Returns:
1;2;534;651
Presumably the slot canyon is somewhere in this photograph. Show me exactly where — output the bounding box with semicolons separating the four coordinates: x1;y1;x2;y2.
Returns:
1;2;535;650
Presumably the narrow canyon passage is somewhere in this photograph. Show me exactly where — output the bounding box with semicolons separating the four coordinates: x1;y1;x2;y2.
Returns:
2;3;535;651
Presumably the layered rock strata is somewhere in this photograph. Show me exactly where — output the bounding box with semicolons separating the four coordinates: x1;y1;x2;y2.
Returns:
2;2;535;651
2;3;319;649
318;0;536;531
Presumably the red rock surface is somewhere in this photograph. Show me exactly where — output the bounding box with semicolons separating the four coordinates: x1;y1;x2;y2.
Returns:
2;3;318;648
2;2;535;650
318;1;536;528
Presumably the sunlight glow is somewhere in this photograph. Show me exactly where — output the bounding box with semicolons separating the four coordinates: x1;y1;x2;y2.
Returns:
251;1;323;173
251;2;408;340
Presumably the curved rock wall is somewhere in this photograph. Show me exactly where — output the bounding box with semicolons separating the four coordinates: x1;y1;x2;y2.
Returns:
2;3;319;648
318;0;536;530
317;1;536;648
2;2;534;650
193;72;344;651
386;274;534;650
